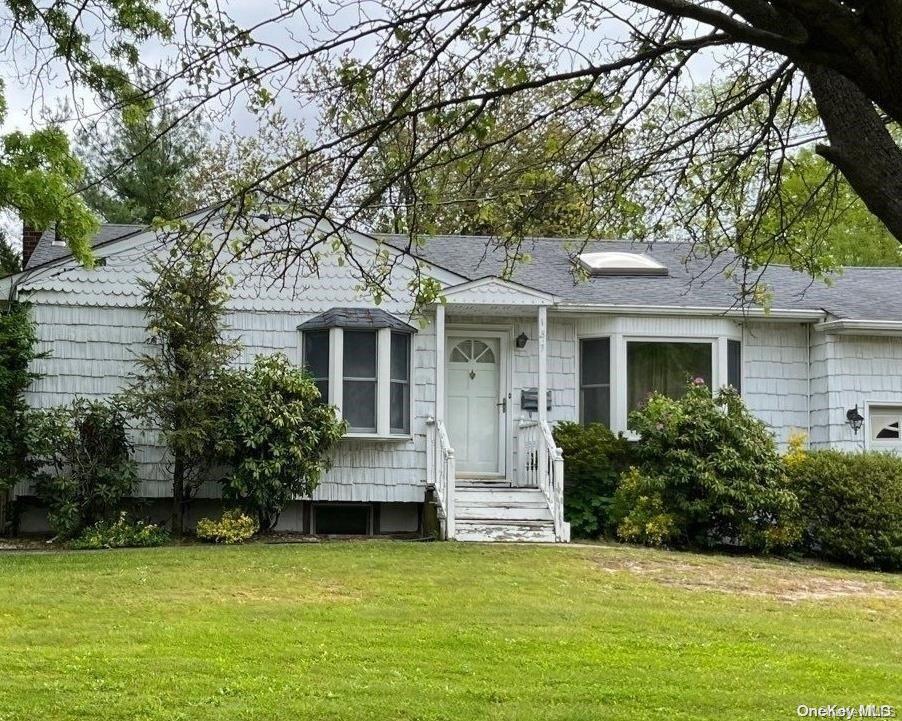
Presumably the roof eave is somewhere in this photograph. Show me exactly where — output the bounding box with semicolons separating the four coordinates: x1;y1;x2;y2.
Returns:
815;319;902;335
555;302;826;321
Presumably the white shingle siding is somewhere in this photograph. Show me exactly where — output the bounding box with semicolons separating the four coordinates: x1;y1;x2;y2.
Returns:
818;334;902;452
741;322;811;448
19;222;902;505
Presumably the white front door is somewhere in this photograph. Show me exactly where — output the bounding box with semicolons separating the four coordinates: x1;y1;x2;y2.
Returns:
446;335;505;475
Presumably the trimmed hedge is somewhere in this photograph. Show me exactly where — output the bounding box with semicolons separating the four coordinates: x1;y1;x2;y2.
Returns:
553;422;633;538
786;450;902;571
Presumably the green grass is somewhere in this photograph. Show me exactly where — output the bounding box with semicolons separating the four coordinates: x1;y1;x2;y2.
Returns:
0;541;899;721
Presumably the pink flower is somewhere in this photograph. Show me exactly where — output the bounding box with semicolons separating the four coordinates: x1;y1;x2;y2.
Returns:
693;377;706;385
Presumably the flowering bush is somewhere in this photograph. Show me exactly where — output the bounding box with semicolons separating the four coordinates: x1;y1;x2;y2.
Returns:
72;513;169;550
196;509;258;544
611;382;798;551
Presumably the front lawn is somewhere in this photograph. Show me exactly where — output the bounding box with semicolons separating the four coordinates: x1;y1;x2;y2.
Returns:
0;542;899;720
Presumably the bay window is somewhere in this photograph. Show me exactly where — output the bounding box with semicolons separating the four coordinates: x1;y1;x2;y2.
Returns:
343;330;378;432
580;338;611;425
303;330;330;402
627;341;712;412
390;333;411;434
299;308;415;438
580;334;741;430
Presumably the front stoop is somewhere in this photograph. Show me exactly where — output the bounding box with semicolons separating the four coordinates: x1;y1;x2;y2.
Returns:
453;482;558;542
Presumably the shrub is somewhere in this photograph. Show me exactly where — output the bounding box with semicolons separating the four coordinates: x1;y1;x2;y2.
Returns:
611;382;798;551
32;398;138;538
72;512;170;550
0;302;43;503
216;354;346;530
786;450;902;571
553;422;633;538
196;509;258;544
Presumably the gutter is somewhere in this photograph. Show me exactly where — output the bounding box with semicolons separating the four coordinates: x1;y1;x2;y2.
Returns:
815;319;902;335
554;302;826;322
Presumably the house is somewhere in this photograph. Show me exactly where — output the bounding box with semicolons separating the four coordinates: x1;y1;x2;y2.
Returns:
5;212;902;541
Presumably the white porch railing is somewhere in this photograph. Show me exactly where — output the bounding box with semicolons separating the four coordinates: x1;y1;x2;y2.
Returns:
426;417;456;540
517;419;569;542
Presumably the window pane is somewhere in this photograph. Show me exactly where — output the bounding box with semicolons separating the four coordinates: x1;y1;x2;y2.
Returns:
343;380;377;431
390;382;410;433
627;341;712;412
304;330;329;379
313;379;328;402
728;339;742;394
581;338;610;386
391;333;410;381
343;330;377;378
870;409;902;442
581;386;610;426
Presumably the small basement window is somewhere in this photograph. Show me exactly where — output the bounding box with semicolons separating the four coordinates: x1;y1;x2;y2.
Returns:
577;251;668;277
313;504;372;535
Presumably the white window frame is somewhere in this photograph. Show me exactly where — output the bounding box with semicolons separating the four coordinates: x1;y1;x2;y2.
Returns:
864;401;902;451
578;336;612;426
578;333;736;436
303;327;414;440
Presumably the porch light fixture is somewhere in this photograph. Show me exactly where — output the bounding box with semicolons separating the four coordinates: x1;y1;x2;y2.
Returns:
846;405;865;435
515;332;529;349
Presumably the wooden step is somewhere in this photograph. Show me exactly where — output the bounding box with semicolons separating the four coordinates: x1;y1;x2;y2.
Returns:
454;490;547;505
455;519;556;543
455;480;514;488
456;506;553;522
454;486;545;501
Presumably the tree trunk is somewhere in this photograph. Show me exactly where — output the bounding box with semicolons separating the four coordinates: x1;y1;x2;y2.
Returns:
0;489;7;537
802;63;902;242
172;449;185;537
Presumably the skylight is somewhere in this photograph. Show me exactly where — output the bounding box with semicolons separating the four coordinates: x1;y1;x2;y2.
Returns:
577;251;668;277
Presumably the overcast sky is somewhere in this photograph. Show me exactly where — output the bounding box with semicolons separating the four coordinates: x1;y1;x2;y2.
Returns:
1;1;720;251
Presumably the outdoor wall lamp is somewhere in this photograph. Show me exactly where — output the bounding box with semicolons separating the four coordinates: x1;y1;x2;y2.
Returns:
515;332;529;349
846;405;865;435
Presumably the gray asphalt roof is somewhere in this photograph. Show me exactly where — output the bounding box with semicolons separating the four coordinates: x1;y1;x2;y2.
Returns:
25;224;145;269
379;233;902;320
24;223;902;321
297;307;417;332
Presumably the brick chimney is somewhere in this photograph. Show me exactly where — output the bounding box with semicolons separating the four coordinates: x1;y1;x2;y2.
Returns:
21;222;43;268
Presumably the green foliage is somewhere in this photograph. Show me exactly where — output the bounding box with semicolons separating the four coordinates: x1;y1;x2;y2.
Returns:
0;302;42;496
786;450;902;571
216;354;346;530
0;0;170;265
553;422;633;538
32;398;137;538
612;382;798;551
124;233;238;534
196;509;258;544
0;120;98;266
0;232;20;276
759;149;902;268
321;58;639;241
71;512;169;550
76;72;207;224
